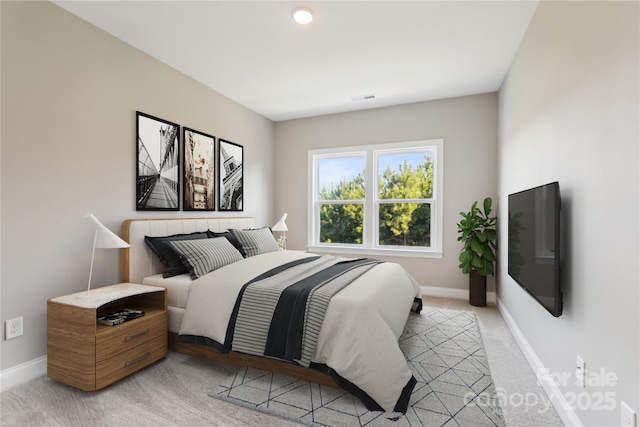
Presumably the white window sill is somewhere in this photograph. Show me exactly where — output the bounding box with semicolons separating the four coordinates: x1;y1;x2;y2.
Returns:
306;245;443;259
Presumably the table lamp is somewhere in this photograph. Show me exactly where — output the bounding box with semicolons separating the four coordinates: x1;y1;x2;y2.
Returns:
272;213;288;250
83;213;130;298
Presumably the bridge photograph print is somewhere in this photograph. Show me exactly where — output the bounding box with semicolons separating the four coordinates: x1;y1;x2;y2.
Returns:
136;111;180;211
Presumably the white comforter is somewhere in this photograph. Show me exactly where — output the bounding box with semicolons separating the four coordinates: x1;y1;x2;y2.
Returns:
179;250;421;412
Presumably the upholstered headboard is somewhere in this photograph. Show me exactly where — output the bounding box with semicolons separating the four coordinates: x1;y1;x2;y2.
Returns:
120;217;254;283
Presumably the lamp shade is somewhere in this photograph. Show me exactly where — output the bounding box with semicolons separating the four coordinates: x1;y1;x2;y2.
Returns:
79;214;129;298
272;213;288;232
85;213;130;248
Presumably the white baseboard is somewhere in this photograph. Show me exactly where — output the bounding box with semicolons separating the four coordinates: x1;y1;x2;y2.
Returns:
0;355;47;392
420;285;497;305
497;299;582;427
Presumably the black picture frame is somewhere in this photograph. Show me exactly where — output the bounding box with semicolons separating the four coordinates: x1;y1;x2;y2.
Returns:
183;127;215;211
218;139;243;211
136;111;180;211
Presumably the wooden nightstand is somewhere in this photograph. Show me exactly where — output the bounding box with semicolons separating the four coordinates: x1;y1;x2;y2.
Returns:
47;283;167;391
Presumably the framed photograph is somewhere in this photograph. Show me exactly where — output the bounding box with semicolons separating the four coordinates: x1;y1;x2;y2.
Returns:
136;111;180;210
218;139;243;211
183;127;215;211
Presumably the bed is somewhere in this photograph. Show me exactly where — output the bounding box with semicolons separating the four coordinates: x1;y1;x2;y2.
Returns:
120;217;422;413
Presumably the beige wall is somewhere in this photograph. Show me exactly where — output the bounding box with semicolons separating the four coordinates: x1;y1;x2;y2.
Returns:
274;93;498;290
498;1;639;425
0;1;275;370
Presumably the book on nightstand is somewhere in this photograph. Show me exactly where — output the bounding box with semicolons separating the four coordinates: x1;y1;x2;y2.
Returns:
97;308;145;326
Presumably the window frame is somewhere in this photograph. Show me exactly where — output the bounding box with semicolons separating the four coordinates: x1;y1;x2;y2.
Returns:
308;139;444;258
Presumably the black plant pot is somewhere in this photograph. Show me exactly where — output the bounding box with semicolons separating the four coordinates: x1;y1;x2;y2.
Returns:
469;270;487;307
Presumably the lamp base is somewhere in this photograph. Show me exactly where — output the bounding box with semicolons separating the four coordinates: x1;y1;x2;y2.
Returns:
75;287;120;300
277;235;287;250
75;292;94;300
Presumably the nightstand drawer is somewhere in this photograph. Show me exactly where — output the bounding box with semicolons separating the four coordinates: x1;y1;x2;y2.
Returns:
96;312;167;361
95;334;167;390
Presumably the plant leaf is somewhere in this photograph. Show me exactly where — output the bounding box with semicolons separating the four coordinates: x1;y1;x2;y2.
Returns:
471;254;483;269
459;251;473;263
483;197;492;216
470;237;483;254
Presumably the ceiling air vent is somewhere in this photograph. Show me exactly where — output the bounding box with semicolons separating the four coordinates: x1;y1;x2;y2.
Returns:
350;94;376;102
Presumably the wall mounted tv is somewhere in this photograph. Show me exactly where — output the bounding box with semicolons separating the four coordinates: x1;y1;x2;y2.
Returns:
508;182;562;317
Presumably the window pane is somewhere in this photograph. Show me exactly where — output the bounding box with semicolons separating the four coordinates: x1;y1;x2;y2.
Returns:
379;202;431;247
318;156;365;200
319;203;363;244
377;151;433;199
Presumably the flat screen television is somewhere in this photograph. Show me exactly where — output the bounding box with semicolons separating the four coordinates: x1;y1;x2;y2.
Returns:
508;182;562;317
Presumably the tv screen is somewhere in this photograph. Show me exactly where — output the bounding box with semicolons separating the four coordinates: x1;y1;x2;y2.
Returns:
508;182;562;317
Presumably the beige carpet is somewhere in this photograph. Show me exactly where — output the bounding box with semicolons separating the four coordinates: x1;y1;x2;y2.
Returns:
0;300;563;427
1;352;302;427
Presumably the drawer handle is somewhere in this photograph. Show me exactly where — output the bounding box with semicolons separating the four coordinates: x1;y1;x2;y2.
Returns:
125;328;150;341
124;352;150;367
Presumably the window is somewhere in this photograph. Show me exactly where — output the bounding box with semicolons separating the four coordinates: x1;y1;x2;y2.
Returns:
308;139;443;258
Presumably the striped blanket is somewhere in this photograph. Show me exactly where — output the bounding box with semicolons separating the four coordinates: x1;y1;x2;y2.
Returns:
178;250;421;413
224;256;382;366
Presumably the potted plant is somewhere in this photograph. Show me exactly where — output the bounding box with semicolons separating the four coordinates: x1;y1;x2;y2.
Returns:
456;197;497;306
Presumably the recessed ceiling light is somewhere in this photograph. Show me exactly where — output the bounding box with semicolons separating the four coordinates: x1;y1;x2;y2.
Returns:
292;7;314;25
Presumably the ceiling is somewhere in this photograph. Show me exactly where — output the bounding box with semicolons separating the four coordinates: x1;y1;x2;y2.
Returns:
51;1;539;122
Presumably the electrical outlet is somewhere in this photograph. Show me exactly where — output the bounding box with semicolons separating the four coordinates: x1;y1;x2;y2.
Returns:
622;401;637;427
5;317;23;340
576;355;585;387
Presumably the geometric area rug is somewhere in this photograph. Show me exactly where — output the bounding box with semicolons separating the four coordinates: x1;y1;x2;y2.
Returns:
209;307;505;427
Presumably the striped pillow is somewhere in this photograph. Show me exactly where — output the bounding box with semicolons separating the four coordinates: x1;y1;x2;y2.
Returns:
144;231;211;278
230;227;279;257
167;237;244;279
